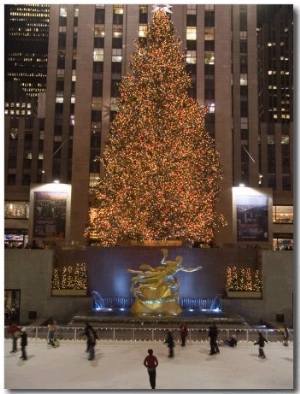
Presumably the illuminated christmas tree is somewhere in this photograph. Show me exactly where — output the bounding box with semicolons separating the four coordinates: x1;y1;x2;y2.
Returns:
86;7;226;246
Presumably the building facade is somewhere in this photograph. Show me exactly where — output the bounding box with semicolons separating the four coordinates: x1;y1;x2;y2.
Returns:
4;5;293;250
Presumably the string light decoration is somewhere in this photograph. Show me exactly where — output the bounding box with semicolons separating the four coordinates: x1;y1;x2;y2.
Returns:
51;263;87;291
86;9;226;246
226;266;262;292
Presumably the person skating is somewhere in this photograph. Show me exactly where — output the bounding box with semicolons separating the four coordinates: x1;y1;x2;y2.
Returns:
282;325;289;346
180;323;188;346
80;322;98;360
20;327;28;360
254;332;268;358
208;322;220;355
143;349;158;389
164;330;175;358
8;323;21;353
47;318;57;347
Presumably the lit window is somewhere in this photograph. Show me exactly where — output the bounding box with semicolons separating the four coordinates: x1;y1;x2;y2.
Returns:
204;51;214;65
113;5;123;14
186;27;196;40
186;51;196;64
94;48;104;62
95;25;105;37
204;28;214;40
113;25;123;38
273;206;293;223
60;6;67;17
267;135;275;145
112;55;122;62
139;25;147;38
92;97;103;110
5;201;29;219
240;74;247;85
205;101;215;113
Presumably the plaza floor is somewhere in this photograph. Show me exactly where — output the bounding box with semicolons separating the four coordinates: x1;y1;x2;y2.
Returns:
3;338;295;392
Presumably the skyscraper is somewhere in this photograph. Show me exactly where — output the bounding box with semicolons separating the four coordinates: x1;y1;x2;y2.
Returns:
5;4;50;98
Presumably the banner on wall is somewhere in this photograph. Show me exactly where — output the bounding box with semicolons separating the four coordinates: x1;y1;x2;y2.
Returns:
236;194;269;242
33;191;67;238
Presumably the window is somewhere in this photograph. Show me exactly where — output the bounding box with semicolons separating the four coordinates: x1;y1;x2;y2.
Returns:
111;80;120;98
139;5;148;24
95;7;105;24
187;14;196;26
58;33;66;48
113;5;123;24
186;27;196;41
93;80;103;97
186;51;196;65
273;206;293;224
94;37;104;48
5;201;29;219
139;25;147;38
94;49;104;62
204;51;214;65
94;62;103;74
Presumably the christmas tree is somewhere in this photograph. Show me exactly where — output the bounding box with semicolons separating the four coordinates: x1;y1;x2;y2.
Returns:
86;7;225;246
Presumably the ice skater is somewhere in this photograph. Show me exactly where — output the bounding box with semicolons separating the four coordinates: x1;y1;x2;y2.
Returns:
143;349;158;389
208;322;220;355
164;330;175;358
8;323;21;353
47;318;57;347
20;327;28;360
80;322;98;360
282;325;289;346
180;323;188;346
254;332;268;358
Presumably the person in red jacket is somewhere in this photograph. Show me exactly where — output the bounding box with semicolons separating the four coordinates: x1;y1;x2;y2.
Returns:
8;323;21;353
143;349;159;389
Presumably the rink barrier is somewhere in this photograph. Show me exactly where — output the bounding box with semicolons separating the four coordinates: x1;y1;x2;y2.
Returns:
4;326;293;343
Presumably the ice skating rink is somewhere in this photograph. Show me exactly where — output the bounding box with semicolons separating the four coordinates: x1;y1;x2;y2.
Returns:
4;338;295;391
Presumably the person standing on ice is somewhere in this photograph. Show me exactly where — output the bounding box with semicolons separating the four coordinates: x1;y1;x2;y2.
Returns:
180;323;188;346
80;322;98;360
8;322;21;353
20;327;28;360
208;322;220;355
47;318;57;347
164;330;175;358
143;348;159;389
254;332;268;358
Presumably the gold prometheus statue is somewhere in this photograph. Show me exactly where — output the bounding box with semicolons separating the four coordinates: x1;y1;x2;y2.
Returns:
127;248;202;316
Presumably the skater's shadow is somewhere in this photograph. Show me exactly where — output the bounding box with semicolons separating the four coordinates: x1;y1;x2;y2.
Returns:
88;356;99;367
281;357;293;362
17;355;35;364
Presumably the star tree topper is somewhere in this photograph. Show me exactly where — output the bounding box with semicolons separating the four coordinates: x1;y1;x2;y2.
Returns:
152;4;172;13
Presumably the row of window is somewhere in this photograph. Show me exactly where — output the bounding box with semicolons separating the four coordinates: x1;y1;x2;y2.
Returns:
4;200;294;224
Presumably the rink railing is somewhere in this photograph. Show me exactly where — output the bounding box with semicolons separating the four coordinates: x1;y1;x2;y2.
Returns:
4;326;293;343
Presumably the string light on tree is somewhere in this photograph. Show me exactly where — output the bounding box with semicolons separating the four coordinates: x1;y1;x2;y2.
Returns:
85;8;226;247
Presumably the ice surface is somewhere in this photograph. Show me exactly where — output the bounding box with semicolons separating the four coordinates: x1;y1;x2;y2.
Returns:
3;338;295;392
